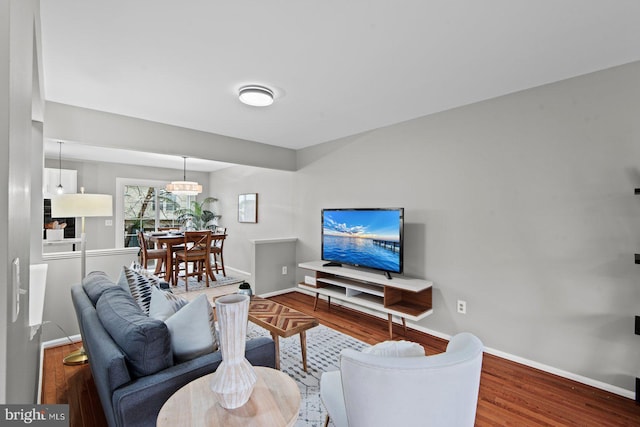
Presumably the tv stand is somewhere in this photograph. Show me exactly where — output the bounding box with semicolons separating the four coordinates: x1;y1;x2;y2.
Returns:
322;261;343;267
298;261;433;339
384;271;393;280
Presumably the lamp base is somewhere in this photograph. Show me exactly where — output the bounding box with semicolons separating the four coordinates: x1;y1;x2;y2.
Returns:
63;346;89;366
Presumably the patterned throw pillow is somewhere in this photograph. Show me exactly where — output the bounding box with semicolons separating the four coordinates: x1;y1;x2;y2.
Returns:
149;286;189;321
119;265;162;315
164;294;219;362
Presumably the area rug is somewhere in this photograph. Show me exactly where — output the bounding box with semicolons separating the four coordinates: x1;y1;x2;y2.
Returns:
170;273;244;294
247;322;370;427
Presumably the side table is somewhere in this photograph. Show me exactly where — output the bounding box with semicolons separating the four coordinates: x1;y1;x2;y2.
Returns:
247;296;319;372
157;367;301;427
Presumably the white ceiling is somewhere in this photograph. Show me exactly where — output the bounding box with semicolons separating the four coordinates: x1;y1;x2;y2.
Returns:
40;1;640;170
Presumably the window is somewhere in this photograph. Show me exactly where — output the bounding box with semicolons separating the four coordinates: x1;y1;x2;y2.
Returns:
116;178;194;248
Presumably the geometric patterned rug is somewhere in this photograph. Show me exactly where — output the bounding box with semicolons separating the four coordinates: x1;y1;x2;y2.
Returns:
170;273;244;294
247;322;370;427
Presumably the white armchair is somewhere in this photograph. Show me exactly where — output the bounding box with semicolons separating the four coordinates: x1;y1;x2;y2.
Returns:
320;332;484;427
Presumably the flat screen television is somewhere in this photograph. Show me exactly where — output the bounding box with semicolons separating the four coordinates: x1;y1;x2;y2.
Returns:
322;208;404;275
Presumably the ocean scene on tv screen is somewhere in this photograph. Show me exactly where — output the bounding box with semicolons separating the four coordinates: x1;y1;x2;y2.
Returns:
322;209;401;272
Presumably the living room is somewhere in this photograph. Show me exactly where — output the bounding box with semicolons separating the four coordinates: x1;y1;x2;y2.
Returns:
3;0;640;425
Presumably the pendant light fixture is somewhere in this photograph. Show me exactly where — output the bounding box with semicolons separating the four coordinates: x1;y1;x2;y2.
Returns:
56;141;64;194
166;156;202;196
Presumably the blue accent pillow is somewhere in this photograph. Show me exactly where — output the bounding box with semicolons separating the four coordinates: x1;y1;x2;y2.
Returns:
96;286;173;378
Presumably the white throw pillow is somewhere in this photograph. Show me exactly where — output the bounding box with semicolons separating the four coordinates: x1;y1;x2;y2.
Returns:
149;285;189;321
362;340;425;357
164;294;218;362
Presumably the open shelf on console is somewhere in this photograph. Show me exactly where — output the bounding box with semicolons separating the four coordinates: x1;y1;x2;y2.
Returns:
299;261;433;323
316;275;385;297
384;285;432;317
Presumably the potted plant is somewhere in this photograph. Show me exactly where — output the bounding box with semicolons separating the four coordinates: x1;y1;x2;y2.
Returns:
176;197;220;230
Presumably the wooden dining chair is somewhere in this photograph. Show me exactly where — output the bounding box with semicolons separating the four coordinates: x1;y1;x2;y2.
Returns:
137;231;167;276
211;227;227;277
173;230;212;291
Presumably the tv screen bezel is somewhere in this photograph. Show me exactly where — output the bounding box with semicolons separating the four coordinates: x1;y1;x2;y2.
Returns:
321;207;404;275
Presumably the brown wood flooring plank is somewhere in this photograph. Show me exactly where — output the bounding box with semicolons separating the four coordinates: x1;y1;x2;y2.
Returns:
41;291;640;426
41;343;108;427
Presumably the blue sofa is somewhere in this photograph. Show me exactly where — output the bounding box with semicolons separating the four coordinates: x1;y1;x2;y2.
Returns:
70;272;276;427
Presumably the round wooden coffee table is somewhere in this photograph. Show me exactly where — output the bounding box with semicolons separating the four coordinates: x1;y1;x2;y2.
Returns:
157;366;301;427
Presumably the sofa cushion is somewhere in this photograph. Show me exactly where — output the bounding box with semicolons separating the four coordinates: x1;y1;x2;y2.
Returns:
82;271;118;306
164;294;218;363
149;285;189;321
362;340;425;357
117;265;162;314
96;286;173;378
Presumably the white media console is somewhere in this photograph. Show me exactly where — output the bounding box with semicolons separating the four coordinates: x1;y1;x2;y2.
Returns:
298;261;433;338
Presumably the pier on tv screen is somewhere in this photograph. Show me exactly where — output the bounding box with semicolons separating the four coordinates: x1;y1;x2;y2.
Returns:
321;208;403;274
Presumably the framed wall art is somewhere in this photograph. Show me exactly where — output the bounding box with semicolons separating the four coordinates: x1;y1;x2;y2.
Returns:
238;193;258;223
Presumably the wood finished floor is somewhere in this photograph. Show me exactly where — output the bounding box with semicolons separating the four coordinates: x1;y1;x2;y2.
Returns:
41;343;107;427
41;291;640;426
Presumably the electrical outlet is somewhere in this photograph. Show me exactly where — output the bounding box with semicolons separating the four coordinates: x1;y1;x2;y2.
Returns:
105;219;113;226
282;266;288;275
457;300;467;314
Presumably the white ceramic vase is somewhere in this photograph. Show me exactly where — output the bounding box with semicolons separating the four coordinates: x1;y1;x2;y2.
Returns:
210;294;257;409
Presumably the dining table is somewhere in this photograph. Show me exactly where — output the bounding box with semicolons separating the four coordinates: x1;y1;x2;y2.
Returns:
147;231;227;284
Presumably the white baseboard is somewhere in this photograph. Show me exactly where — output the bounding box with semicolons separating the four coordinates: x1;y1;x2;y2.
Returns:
41;334;82;350
225;265;251;278
292;288;635;399
259;287;298;298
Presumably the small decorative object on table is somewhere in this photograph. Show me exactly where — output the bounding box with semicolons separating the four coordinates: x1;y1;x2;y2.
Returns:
45;220;66;240
210;294;257;409
237;281;252;297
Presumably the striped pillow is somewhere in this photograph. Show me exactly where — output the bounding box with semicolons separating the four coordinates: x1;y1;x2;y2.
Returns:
121;266;162;315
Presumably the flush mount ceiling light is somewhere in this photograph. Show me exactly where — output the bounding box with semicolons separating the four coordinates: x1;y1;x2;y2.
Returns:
166;156;202;196
238;85;274;107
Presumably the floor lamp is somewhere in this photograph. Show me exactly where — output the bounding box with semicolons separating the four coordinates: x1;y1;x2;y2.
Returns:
51;188;113;365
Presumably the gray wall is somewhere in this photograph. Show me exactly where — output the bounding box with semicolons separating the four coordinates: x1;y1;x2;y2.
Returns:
251;239;297;295
297;61;640;392
215;61;640;393
209;165;295;274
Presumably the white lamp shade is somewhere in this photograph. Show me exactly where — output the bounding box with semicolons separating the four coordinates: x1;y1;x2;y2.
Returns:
51;193;113;218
